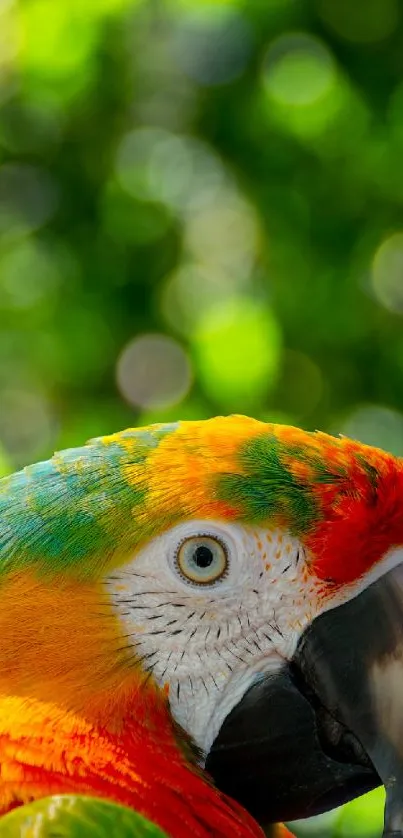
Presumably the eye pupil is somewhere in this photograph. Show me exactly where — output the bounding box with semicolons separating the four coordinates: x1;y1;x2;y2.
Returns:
176;534;228;585
194;545;214;568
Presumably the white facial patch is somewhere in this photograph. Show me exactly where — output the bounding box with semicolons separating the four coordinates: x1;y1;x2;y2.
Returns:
106;520;322;759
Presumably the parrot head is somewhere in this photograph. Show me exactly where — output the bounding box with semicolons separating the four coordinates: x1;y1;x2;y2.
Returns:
1;415;403;834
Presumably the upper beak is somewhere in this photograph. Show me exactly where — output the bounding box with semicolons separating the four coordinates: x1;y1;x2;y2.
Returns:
207;562;403;836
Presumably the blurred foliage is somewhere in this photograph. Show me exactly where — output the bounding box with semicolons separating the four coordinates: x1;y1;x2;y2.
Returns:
1;0;403;834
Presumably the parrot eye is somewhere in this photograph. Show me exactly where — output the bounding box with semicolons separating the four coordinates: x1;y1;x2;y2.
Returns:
175;535;228;585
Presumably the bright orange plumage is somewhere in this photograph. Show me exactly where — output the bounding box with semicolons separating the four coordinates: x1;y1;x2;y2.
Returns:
0;692;263;837
0;570;262;836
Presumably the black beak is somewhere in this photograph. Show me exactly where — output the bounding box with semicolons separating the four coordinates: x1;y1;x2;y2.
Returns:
207;563;403;836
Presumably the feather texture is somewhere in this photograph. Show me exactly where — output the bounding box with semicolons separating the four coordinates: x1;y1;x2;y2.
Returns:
0;415;401;586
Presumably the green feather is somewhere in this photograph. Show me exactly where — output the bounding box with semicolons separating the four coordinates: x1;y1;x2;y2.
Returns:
216;434;320;534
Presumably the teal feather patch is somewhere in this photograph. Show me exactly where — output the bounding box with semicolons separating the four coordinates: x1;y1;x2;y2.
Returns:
0;424;178;580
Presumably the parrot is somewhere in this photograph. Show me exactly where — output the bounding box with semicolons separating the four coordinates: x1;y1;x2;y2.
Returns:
0;415;402;836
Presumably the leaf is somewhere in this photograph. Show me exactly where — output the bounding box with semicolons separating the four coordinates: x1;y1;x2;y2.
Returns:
0;795;169;838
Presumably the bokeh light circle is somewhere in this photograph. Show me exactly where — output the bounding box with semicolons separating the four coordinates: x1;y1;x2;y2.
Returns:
0;389;56;465
173;7;252;87
0;239;61;310
340;405;403;456
160;261;248;337
115;128;227;216
0;164;58;239
263;33;336;107
116;334;192;410
184;194;259;279
193;297;282;411
371;232;403;315
274;350;323;419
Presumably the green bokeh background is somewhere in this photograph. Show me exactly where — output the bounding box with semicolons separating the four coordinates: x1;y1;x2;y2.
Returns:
1;0;403;834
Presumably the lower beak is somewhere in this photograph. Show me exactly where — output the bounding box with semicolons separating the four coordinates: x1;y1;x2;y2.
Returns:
207;563;403;836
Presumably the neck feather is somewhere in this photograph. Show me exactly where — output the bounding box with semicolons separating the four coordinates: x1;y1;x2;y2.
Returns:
0;571;262;838
0;693;261;838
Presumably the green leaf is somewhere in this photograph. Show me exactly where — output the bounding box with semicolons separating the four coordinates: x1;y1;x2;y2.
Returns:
0;795;169;838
